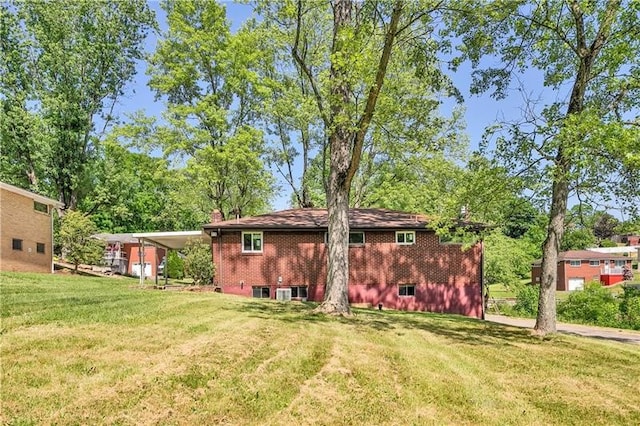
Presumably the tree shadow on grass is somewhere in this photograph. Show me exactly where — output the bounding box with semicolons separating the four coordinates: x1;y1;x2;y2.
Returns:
233;299;554;347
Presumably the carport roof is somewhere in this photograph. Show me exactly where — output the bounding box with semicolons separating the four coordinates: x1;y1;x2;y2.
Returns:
131;231;211;250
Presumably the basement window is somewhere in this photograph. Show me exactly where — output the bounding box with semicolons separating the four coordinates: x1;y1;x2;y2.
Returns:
12;239;23;251
37;243;45;254
252;286;270;298
398;284;416;297
290;286;308;299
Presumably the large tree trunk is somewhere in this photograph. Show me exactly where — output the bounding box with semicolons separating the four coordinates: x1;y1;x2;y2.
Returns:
535;152;569;334
318;166;352;314
315;0;353;316
533;1;617;335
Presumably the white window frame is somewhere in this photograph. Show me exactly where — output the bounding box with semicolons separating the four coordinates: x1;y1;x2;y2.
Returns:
398;284;416;297
569;260;581;267
290;286;308;299
396;231;415;245
324;231;365;246
252;286;270;298
614;259;626;267
589;260;600;267
242;231;263;253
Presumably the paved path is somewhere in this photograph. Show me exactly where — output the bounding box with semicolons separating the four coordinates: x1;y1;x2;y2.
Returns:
485;314;640;345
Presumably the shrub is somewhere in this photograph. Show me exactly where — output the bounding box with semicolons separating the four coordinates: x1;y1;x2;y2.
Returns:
166;251;184;279
183;240;215;286
513;284;539;317
619;286;640;330
558;281;618;327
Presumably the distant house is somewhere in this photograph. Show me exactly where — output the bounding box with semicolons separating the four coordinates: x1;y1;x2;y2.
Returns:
94;233;166;278
203;208;485;318
531;250;634;291
0;182;63;273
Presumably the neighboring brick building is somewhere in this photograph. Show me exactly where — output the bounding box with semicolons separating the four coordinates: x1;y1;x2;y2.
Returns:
94;233;166;278
204;209;484;318
0;182;63;273
531;250;634;291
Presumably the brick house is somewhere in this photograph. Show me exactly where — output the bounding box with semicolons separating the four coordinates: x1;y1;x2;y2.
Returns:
94;233;166;278
0;182;63;273
531;250;634;291
203;208;484;318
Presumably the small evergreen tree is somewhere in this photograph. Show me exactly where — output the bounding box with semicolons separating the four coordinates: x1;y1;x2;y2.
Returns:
183;240;215;286
59;211;105;272
166;251;184;279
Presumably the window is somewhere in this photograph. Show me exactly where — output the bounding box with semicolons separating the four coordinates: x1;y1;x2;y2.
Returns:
36;243;45;254
242;232;263;253
349;232;364;245
396;231;415;245
12;239;22;251
614;260;626;267
252;286;270;298
33;201;48;214
569;260;581;267
398;284;416;296
291;286;308;299
589;260;600;267
324;232;365;245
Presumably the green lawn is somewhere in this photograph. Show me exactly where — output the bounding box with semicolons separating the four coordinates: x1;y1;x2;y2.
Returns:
2;272;640;425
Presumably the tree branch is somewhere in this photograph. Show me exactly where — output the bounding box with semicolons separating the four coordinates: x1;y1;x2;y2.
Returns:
292;0;330;128
347;0;402;185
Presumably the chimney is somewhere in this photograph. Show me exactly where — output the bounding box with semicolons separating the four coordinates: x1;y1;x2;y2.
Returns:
211;209;222;223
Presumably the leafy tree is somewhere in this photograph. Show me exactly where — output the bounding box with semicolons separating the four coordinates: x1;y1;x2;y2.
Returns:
561;228;596;251
593;212;620;243
183;240;215;286
484;231;534;289
454;0;640;334
142;0;275;220
1;1;156;212
59;211;105;272
260;0;467;314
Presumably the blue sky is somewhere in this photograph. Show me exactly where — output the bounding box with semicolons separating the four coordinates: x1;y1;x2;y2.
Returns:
117;1;550;211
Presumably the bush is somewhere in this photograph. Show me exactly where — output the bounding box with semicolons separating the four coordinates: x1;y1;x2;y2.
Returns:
513;284;539;317
166;251;184;279
183;240;215;286
619;286;640;330
558;281;618;327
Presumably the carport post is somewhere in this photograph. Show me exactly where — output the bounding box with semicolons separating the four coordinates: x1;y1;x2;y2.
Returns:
139;237;145;287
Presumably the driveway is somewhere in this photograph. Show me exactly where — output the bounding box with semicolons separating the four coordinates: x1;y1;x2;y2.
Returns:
485;314;640;345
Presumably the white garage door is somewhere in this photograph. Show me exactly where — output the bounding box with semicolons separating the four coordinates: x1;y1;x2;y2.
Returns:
568;278;585;291
132;262;152;277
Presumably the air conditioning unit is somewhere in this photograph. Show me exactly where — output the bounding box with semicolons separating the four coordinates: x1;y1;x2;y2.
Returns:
276;288;292;302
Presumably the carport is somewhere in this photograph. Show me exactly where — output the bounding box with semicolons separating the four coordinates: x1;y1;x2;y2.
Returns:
132;230;211;287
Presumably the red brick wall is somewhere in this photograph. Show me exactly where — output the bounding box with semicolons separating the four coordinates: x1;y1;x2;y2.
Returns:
532;258;633;290
212;230;483;317
0;188;54;273
124;244;165;277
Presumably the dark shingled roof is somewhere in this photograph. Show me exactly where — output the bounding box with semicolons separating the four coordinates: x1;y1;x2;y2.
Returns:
203;208;484;231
